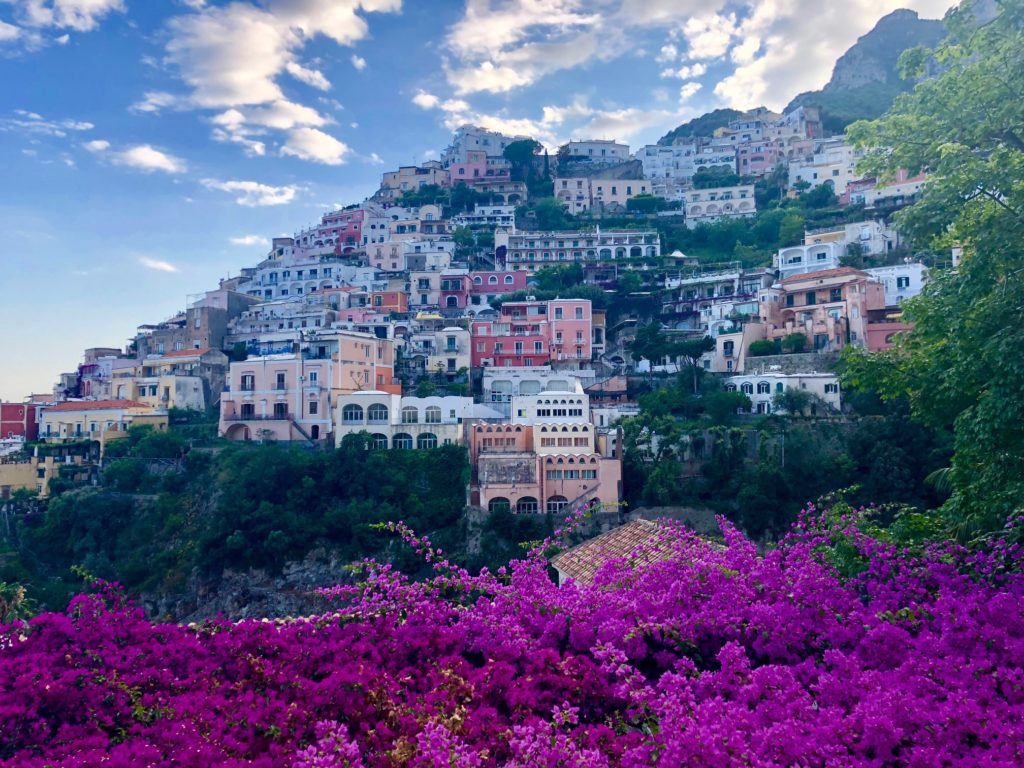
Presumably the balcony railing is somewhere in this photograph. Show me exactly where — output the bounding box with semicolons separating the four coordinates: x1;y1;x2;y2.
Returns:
223;412;292;422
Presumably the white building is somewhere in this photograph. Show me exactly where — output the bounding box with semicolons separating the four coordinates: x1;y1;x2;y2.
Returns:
865;263;927;306
511;391;590;425
333;392;502;448
554;177;652;214
452;204;516;229
684;185;756;228
495;229;661;271
804;220;901;256
724;372;841;415
442;125;528;166
788;139;862;196
482;367;589;417
406;326;472;376
773;242;843;280
559;139;630;163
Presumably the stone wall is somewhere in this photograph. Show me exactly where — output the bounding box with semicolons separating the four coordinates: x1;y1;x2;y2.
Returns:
743;351;839;374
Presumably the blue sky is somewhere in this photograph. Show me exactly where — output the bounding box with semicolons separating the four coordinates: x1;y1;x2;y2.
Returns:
0;0;951;401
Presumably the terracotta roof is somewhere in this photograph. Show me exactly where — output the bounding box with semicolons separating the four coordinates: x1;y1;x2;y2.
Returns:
160;347;211;358
47;400;152;412
781;267;868;284
550;519;677;585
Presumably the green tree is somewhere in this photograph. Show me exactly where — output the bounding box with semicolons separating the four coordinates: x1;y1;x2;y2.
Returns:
503;139;542;182
844;1;1024;540
532;197;570;230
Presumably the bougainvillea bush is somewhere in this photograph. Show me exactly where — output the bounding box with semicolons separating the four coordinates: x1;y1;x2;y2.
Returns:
1;506;1022;767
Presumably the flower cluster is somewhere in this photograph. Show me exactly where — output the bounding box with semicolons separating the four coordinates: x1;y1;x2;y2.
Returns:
1;506;1021;766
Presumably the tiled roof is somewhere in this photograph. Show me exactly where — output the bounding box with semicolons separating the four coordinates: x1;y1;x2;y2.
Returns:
550;519;677;585
160;347;211;358
781;267;867;284
47;400;152;412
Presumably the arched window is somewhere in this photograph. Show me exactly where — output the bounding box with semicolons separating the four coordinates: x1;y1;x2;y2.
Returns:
446;296;459;307
516;496;539;514
504;275;514;284
401;406;418;424
473;276;483;285
370;433;388;449
741;382;754;395
367;403;389;424
417;432;438;449
489;497;510;513
341;404;364;424
425;406;441;424
756;382;771;394
488;275;498;285
392;433;413;449
547;495;568;514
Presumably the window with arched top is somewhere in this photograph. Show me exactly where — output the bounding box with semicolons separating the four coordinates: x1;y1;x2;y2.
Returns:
367;403;389;424
517;496;539;514
370;433;388;449
401;406;419;424
757;382;771;394
741;382;754;395
392;433;413;449
473;276;483;284
425;406;441;424
504;275;514;284
342;404;364;424
417;432;438;449
488;275;498;285
547;496;568;514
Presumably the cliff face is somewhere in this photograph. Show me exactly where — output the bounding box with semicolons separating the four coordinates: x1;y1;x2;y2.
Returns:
784;9;947;131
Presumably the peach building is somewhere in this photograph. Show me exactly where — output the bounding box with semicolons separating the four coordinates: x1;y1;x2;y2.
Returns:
40;400;168;454
759;267;885;352
468;422;622;515
219;354;334;443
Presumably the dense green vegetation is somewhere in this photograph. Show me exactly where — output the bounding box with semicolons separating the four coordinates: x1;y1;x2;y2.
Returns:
843;0;1024;541
0;430;551;614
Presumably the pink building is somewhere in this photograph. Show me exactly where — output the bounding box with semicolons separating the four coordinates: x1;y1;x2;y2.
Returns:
759;267;886;352
440;271;471;310
468;423;622;514
1;402;41;441
468;271;528;310
294;209;364;257
471;299;592;368
219;354;334;443
449;150;511;187
737;141;780;176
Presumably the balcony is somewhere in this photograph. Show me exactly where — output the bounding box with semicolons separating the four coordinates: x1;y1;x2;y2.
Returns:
224;412;292;422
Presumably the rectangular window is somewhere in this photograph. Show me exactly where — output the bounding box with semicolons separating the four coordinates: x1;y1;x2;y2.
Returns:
309;401;319;415
276;372;286;390
554;307;563;319
273;402;288;419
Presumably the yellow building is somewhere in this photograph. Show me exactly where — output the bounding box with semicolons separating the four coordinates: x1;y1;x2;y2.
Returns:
40;400;169;454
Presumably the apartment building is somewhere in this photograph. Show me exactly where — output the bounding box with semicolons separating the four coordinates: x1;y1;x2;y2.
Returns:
471;299;593;368
495;229;660;272
333;393;502;448
684;184;756;228
559;139;631;163
468;271;528;309
724;372;841;414
554;177;652;214
40;400;168;453
378;161;450;201
788;139;863;196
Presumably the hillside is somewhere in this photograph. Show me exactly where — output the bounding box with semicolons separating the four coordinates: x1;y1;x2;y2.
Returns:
785;9;947;132
658;107;744;145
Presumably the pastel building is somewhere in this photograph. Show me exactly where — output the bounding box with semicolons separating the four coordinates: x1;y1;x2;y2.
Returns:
554;177;652;214
452;205;516;230
684;185;756;227
468;271;528;309
724;372;842;415
449;149;511;186
468;422;622;514
112;348;229;411
788;139;863;196
481;367;588;417
219;354;334;443
405;326;472;377
559;140;630;163
40;400;168;453
736;141;780;176
378;162;450;201
471;299;592;369
774;242;843;280
495;229;661;272
1;402;42;441
864;263;927;306
759;267;886;351
334;393;503;449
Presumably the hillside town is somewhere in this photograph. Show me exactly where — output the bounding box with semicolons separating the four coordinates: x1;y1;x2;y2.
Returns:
1;108;931;512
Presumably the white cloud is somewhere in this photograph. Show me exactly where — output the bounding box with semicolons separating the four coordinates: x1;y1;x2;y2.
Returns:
0;110;94;137
0;20;20;41
9;0;125;32
201;178;299;206
350;53;366;70
366;151;383;164
82;138;109;152
280;126;349;165
660;63;706;80
131;91;181;114
412;91;439;109
679;82;702;100
112;145;187;173
54;32;68;43
712;0;951;110
286;61;331;90
138;256;179;273
156;0;400;162
681;12;738;60
230;234;270;247
655;43;677;63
